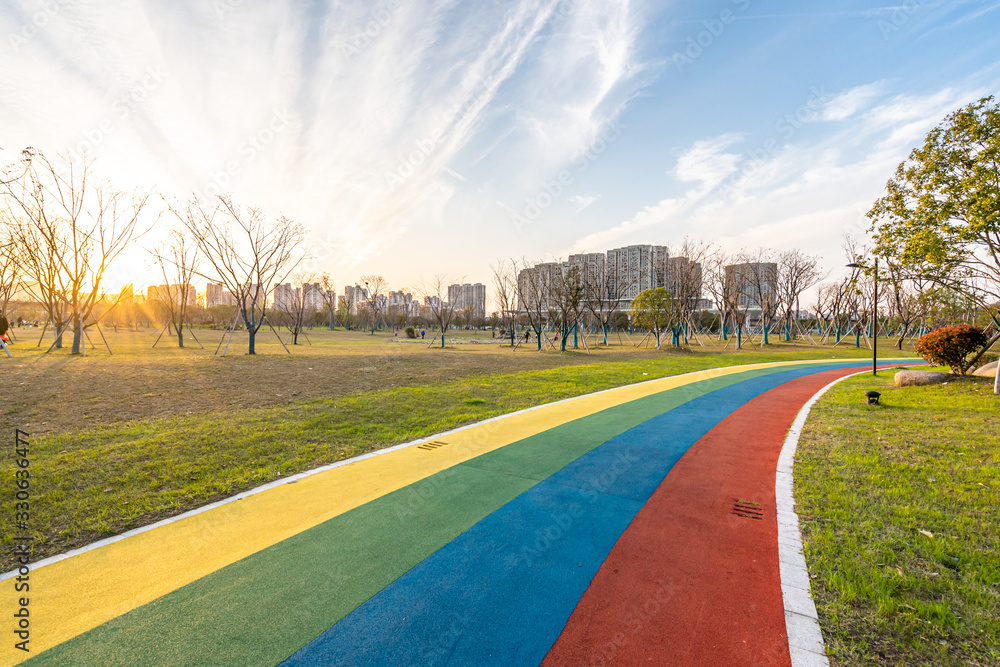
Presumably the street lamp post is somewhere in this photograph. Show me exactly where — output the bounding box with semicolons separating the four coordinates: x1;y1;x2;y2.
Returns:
847;259;878;376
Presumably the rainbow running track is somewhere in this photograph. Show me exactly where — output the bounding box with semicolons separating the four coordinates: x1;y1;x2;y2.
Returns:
3;358;911;666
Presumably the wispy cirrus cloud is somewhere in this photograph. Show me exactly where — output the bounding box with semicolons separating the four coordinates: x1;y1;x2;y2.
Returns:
0;0;651;280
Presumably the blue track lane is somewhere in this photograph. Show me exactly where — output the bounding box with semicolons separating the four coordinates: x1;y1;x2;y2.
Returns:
281;363;858;667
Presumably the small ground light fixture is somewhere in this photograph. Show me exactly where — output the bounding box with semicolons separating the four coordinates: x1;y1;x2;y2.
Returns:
865;390;881;405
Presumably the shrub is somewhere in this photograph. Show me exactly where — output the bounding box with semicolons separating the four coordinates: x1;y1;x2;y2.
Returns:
404;326;417;339
912;324;989;375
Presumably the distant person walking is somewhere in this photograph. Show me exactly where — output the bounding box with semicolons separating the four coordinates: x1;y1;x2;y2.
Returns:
420;330;425;339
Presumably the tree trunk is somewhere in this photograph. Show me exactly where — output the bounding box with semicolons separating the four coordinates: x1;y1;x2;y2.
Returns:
602;323;608;346
248;330;256;354
177;322;185;348
71;316;82;354
293;330;299;345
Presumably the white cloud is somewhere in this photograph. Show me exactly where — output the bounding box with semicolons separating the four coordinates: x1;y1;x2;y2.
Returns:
673;133;743;186
563;85;990;277
820;81;889;121
569;194;599;212
0;0;650;285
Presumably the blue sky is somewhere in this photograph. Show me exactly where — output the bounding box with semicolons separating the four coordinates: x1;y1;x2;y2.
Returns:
0;0;998;294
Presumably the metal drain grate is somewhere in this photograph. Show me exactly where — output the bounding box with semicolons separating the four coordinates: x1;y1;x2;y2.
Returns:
418;440;448;451
733;500;764;521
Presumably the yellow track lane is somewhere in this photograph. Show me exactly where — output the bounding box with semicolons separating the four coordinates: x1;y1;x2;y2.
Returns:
3;360;835;664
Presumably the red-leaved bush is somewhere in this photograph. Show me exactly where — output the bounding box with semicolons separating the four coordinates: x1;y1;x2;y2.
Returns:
912;324;989;375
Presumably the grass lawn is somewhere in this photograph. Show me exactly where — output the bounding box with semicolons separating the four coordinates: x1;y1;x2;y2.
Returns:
2;326;899;572
796;370;1000;666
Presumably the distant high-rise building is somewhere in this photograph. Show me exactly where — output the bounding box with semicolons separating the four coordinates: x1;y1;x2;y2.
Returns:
567;253;606;287
303;283;324;311
512;244;705;313
272;283;300;312
607;245;659;301
206;282;235;308
447;283;487;319
147;284;197;307
516;262;563;312
725;262;778;309
344;285;369;314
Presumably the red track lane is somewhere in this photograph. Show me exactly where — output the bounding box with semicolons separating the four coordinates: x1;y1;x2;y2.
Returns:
542;366;872;667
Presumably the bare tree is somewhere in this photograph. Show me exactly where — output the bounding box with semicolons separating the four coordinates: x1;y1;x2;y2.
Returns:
776;249;824;342
667;238;710;345
0;151;151;354
882;261;928;350
492;259;520;346
277;273;319;345
336;297;355;331
733;248;780;345
359;274;388;334
810;282;835;341
552;263;585;351
0;228;21;319
176;195;305;355
149;226;200;348
318;272;337;330
515;260;555;351
583;260;628;346
701;249;731;341
415;275;458;348
704;250;756;348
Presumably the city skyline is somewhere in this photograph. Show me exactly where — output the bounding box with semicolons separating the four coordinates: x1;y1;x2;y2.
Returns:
0;2;997;293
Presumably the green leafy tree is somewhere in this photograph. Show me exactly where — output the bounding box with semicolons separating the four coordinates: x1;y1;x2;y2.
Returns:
631;287;676;350
868;96;1000;325
868;96;1000;381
